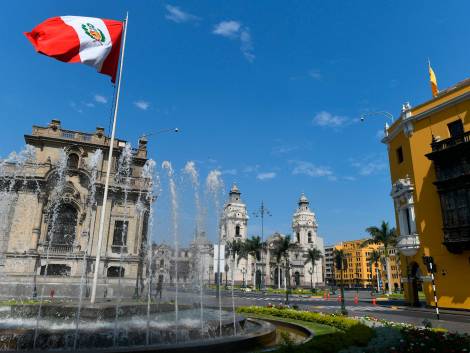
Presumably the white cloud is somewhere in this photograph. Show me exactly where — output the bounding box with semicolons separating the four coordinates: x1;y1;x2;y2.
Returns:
350;156;388;176
165;5;200;23
213;20;241;38
84;102;95;108
308;69;322;80
94;94;107;104
290;160;334;179
134;100;150;110
257;172;276;180
242;164;260;174
272;144;299;155
222;169;237;175
312;111;347;128
213;20;254;62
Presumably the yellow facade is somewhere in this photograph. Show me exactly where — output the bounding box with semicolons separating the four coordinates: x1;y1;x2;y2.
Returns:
383;78;470;309
333;240;401;291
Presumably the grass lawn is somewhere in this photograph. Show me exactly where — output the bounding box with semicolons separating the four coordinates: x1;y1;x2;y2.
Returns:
380;291;426;300
242;312;337;336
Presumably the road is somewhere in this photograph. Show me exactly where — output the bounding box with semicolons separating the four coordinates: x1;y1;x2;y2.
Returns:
163;288;470;334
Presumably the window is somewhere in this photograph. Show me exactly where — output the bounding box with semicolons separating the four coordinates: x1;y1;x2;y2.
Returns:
448;119;464;138
112;220;128;252
160;259;164;267
107;266;125;277
307;232;312;243
47;203;77;245
67;153;79;169
235;225;241;237
296;232;300;242
396;147;404;164
40;264;71;276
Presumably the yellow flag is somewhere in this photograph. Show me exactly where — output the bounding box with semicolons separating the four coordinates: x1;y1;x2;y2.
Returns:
429;63;438;97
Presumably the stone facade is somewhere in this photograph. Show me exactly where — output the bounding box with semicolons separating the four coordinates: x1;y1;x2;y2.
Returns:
0;120;151;299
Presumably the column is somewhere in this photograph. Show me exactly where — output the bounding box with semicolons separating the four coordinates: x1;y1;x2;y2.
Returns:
31;194;45;251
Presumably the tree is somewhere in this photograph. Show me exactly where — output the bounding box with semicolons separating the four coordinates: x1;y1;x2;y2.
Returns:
244;236;264;290
333;249;347;315
368;250;382;293
304;248;323;292
362;221;397;295
272;235;296;304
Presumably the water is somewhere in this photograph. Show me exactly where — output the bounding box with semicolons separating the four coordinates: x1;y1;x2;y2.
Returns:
183;161;206;338
141;159;157;345
113;143;133;347
162;161;179;342
0;147;261;351
205;169;224;336
33;149;68;349
74;149;102;349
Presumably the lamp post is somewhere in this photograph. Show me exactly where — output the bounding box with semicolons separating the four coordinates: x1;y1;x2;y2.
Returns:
360;111;394;124
241;268;247;288
253;201;271;290
308;267;313;293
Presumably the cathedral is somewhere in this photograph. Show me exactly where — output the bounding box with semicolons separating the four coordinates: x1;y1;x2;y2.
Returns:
220;184;325;288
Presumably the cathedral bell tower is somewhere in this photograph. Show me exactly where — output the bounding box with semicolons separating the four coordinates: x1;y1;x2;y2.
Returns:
220;184;249;243
291;193;318;246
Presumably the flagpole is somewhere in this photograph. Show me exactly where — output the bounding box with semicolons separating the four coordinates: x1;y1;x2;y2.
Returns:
91;12;129;304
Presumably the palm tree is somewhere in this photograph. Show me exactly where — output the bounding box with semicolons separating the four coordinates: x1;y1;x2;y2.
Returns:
272;235;296;304
304;248;323;292
362;221;397;294
333;249;347;315
368;250;381;293
225;239;243;288
244;236;264;290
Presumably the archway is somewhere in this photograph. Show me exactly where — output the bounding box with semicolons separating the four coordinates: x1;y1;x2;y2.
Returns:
294;271;301;288
409;262;422;307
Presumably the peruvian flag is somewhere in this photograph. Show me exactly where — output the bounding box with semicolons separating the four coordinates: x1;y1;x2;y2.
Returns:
25;16;123;83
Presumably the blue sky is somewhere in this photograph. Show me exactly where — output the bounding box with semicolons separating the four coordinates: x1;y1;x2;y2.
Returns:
1;1;469;246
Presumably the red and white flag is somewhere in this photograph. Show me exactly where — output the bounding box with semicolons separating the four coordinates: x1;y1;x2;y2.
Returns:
25;16;123;82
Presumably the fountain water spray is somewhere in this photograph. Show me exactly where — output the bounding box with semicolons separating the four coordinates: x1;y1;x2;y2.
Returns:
162;160;179;343
74;149;102;349
141;159;157;345
205;169;224;336
183;161;205;338
33;149;68;349
113;143;133;347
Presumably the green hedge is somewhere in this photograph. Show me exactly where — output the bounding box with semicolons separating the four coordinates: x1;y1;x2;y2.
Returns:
237;306;362;331
237;306;375;352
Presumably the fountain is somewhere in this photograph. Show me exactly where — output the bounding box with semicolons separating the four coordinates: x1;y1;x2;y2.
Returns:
0;122;305;352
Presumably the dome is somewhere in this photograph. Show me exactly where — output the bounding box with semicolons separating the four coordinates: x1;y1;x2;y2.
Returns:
299;193;309;204
230;183;240;194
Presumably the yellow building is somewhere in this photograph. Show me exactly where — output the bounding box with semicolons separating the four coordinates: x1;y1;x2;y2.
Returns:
383;78;470;309
333;240;401;291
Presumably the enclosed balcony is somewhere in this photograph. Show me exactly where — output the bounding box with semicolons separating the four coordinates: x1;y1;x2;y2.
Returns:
396;234;420;257
427;119;470;253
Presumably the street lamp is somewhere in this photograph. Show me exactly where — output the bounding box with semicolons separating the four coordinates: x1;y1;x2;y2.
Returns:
360;111;394;124
140;127;179;139
241;268;247;288
308;267;314;293
253;201;271;290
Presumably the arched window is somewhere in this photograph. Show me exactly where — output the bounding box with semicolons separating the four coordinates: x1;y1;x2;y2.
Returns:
107;266;125;277
235;225;241;237
48;203;77;245
296;232;300;242
307;232;312;243
67;153;79;169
